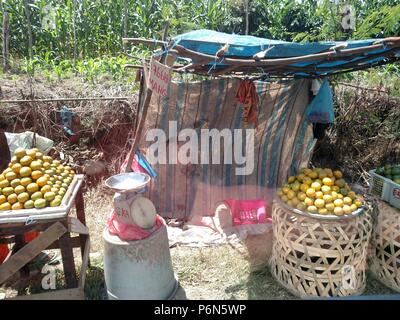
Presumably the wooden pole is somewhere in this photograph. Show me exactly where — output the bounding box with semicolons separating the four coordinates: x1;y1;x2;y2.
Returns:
122;38;167;46
2;11;9;72
124;22;170;173
23;0;33;60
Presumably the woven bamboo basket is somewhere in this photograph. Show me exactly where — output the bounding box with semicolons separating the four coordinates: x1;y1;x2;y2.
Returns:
270;197;372;298
370;200;400;292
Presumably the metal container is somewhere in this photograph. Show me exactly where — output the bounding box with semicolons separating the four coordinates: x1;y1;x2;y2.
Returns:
103;222;178;300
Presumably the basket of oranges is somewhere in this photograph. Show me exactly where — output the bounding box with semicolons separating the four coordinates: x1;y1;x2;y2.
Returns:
270;167;373;298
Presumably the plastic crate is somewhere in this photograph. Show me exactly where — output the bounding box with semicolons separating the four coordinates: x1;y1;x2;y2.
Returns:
369;169;400;209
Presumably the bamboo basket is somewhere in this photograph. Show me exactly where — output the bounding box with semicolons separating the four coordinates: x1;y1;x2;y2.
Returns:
270;198;372;298
370;200;400;292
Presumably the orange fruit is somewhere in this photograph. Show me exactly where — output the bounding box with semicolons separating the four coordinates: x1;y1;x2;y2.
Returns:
31;191;43;201
20;177;32;186
24;200;34;209
41;185;51;194
304;197;314;207
26;149;36;159
12;163;22;174
0;195;6;205
26;183;39;193
14;185;26;194
2;187;14;196
334;207;344;215
5;171;17;181
306;188;316;198
44;191;56;201
7;193;18;204
36;177;48;187
30;161;42;171
333;170;343;179
31;170;43;180
10;179;21;188
322;177;334;186
20;167;32;178
326;203;335;212
14;148;26;158
35;152;43;160
0;202;11;211
0;179;9;188
20;155;33;166
307;205;318;213
17;192;29;203
11;202;24;210
334;199;344;207
311;181;321;191
314;199;325;208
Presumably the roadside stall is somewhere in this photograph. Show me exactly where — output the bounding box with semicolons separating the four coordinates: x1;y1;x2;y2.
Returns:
120;29;400;298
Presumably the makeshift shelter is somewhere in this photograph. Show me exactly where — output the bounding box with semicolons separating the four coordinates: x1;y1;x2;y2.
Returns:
123;30;400;220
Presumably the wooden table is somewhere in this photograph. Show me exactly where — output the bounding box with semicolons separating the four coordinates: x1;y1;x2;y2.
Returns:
0;175;90;299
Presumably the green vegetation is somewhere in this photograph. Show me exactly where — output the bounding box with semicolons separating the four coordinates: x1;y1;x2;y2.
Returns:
0;0;399;83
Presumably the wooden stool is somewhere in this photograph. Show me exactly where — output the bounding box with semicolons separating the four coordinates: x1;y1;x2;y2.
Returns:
0;175;90;300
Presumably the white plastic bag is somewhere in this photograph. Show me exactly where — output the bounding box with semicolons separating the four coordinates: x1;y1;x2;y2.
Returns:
5;131;54;155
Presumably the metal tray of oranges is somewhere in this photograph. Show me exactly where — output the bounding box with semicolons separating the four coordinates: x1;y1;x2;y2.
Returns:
274;195;366;221
0;174;84;224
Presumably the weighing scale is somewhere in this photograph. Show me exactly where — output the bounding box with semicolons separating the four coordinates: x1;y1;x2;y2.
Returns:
105;172;157;229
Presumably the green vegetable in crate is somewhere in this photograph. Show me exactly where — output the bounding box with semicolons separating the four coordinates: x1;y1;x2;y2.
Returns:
376;164;400;184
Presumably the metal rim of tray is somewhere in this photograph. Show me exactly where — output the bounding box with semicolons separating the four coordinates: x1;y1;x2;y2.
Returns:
274;195;366;220
104;172;151;193
0;174;85;224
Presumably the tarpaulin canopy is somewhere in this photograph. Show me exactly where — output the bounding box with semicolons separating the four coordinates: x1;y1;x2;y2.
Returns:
169;29;400;78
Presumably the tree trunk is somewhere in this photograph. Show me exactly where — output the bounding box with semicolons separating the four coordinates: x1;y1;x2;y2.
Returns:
23;0;33;60
123;0;128;38
2;12;9;72
245;0;249;35
72;0;77;67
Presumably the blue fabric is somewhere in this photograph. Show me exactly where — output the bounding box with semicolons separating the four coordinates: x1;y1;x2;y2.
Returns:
60;105;76;136
172;29;399;77
307;79;334;124
136;149;157;178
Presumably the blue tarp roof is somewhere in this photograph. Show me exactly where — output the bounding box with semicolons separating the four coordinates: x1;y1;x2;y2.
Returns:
171;30;400;78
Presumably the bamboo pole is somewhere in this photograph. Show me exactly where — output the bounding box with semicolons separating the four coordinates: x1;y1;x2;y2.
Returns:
2;11;9;72
171;39;400;68
122;38;167;46
124;23;170;173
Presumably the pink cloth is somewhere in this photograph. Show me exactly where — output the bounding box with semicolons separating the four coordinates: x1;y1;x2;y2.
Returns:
107;211;164;241
223;199;271;226
119;153;148;174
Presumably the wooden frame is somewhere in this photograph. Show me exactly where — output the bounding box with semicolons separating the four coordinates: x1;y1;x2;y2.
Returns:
0;181;90;300
121;36;400;78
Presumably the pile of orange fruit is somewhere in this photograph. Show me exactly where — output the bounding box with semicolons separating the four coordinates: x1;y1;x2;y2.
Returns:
0;148;75;211
277;167;363;216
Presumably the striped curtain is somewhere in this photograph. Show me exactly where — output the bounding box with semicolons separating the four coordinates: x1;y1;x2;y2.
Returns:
139;78;315;220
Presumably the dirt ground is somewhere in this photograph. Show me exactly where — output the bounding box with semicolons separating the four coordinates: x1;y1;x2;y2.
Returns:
0;182;397;300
